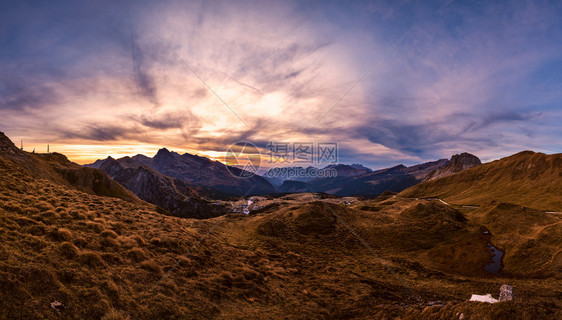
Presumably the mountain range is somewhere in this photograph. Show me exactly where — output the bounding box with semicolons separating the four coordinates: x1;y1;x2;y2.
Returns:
88;148;276;196
262;164;372;186
90;156;227;219
84;144;484;207
273;154;481;197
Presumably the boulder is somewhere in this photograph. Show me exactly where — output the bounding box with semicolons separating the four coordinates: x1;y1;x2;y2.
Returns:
499;284;513;301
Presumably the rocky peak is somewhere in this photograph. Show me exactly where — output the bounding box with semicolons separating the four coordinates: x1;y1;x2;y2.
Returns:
424;153;481;181
98;156;122;171
155;148;171;158
448;152;482;171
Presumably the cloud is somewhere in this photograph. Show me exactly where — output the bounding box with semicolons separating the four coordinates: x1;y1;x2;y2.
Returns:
130;34;159;106
132;110;202;142
60;124;142;142
0;76;59;111
1;0;561;166
479;111;538;129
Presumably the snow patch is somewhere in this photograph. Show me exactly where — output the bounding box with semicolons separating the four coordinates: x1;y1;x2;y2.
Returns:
469;294;499;303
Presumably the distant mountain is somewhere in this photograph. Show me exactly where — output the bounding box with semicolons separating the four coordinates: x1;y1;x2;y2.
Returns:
95;156;227;219
306;159;449;197
270;154;481;198
261;166;320;183
90;148;275;196
262;164;371;188
424;152;481;181
307;164;416;197
261;175;285;187
322;164;372;177
400;151;562;211
278;180;312;193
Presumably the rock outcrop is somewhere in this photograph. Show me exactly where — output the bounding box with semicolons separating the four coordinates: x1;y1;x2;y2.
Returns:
499;284;513;301
425;153;481;181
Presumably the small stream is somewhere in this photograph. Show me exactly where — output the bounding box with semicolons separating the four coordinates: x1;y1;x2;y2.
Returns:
484;243;504;273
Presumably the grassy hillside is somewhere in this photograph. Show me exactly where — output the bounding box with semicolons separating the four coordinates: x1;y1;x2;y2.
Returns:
468;202;562;276
400;151;562;211
1;153;271;319
31;152;142;204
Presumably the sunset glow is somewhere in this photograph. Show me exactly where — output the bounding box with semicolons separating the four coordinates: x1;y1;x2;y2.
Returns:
2;0;562;167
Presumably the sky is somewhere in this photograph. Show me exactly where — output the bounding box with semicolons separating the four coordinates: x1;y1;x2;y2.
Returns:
1;0;562;168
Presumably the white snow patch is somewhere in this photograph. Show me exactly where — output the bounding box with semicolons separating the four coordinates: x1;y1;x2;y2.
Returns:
469;294;499;303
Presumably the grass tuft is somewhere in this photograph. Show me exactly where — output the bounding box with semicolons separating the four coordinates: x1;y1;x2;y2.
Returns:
48;228;73;241
127;248;146;262
100;230;118;239
79;252;104;267
60;241;79;258
101;309;130;320
141;260;163;275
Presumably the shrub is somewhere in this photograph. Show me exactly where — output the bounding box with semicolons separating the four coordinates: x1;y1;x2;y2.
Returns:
101;253;122;264
131;235;145;246
101;309;130;320
49;228;73;241
58;228;72;240
21;266;59;295
22;236;48;251
69;210;86;220
60;242;79;259
58;211;71;219
127;248;146;262
73;237;89;248
24;225;46;236
40;210;58;219
71;204;89;212
100;230;118;239
1;202;24;214
86;222;104;233
161;279;178;291
239;267;261;281
15;217;38;227
35;201;55;211
87;299;111;320
100;280;120;302
79;252;104;267
100;237;119;248
141;260;163;275
26;207;40;215
119;237;137;249
110;222;125;234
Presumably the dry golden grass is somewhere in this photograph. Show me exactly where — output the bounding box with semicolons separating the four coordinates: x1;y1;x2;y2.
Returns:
400;151;562;211
0;150;561;319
